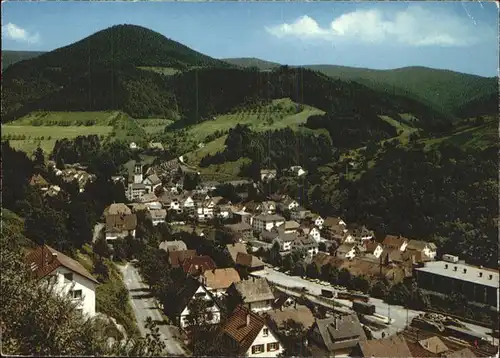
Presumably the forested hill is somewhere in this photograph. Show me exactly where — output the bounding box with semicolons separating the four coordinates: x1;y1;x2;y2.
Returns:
225;57;497;118
2;50;46;71
2;24;452;126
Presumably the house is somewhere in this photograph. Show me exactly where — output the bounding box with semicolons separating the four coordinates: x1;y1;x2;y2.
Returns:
417;336;450;355
226;243;248;263
169;249;197;268
181;256;217;276
299;226;322;243
311;215;324;229
225;222;253;242
147;209;167;226
25;245;99;317
288;165;307;177
200;181;220;192
200;268;241;297
261;201;276;214
414;257;499;307
226;277;275;313
290;206;311;221
159;240;187;252
277;197;299;212
139;192;160;204
382;235;409;251
232;210;253;225
335;243;357;260
127;183;148;201
347;224;374;241
197;198;216;221
181;194;196;213
273;232;298;252
105;213;137;242
259;229;280;244
292;236;319;258
168;278;221;330
142;174;162;193
104;203;132;216
216;204;232;219
29;174;49;188
364;240;384;259
283;220;300;234
260;169;277;182
323;217;347;228
352;334;412;358
308;313;367;356
322;217;348;241
218;305;283;357
235;252;266;272
406;240;437;260
252;214;285;233
242;201;263;214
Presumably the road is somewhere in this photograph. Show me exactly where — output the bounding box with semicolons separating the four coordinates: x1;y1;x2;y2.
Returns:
119;263;187;356
252;267;494;341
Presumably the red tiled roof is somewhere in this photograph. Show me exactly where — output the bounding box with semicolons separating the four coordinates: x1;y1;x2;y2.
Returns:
382;235;408;249
25;245;98;284
219;305;266;354
181;255;217;275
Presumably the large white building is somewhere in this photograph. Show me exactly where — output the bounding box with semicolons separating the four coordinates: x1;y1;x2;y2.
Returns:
25;245;99;317
252;214;285;233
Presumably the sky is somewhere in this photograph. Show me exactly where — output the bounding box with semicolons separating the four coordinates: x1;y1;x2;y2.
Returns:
2;1;498;77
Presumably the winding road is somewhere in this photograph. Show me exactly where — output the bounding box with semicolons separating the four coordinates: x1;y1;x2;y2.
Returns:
119;263;187;356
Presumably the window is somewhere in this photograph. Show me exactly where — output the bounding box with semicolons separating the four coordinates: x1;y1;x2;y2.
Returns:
267;342;279;352
64;273;73;281
251;344;264;354
263;328;269;337
71;290;82;299
479;272;483;277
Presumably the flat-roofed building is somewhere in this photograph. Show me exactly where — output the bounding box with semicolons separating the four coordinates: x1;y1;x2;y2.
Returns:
414;257;499;309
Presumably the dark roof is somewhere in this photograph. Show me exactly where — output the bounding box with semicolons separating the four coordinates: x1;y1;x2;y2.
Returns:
357;334;412;357
169;249;197;268
104;203;132;216
170;277;202;316
105;213;137;232
323;217;345;228
407;239;437;251
226;243;248;262
235;252;265;268
254;214;285;222
231;277;275;303
219;305;266;354
146;174;161;185
260;230;280;242
314;314;367;352
181;255;217;275
225;222;253;232
443;348;477;358
25;245;98;284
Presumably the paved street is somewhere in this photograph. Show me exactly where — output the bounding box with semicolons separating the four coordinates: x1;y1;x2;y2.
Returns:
252;267;493;340
119;263;187;356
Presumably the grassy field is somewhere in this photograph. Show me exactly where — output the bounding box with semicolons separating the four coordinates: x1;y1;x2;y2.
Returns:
138;118;175;134
10;111;120;126
137;66;181;76
184;98;325;143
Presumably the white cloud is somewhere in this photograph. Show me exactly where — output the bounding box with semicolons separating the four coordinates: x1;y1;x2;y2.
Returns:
265;6;491;46
2;23;40;44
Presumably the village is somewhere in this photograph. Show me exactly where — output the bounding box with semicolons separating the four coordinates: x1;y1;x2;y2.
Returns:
26;154;500;357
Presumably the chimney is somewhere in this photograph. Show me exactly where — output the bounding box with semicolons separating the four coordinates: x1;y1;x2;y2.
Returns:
246;314;251;327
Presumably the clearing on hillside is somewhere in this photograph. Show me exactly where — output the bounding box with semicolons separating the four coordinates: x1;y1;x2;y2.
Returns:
183;98;325;143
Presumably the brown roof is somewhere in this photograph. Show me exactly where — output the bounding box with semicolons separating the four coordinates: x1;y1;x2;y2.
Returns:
314;313;367;352
443;348;477;358
30;174;49;187
382;235;408;249
364;240;382;254
219;305;266;354
181;255;217;275
418;336;450;355
105;213;137;232
25;245;98;284
235;252;265;268
265;304;315;330
226;243;248;262
231;277;275;303
284;220;300;230
169;249;197;268
104;203;132;216
202;268;241;290
357;334;412;358
407;240;436;251
323;217;345;228
406;340;437;358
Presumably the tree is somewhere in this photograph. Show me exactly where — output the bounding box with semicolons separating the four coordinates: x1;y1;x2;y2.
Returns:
318;242;327;252
33;146;45;172
93;256;109;282
279;319;310;356
93;235;112;258
370;279;388;299
305;262;319;279
184;296;218;355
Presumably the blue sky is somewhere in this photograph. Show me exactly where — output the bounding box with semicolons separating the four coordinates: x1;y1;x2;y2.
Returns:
2;1;498;77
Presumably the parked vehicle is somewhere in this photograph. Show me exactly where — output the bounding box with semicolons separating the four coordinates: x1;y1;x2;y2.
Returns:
321;289;334;298
353;300;376;315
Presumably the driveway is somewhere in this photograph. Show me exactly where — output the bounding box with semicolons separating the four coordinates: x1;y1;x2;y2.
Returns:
119;263;187;356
